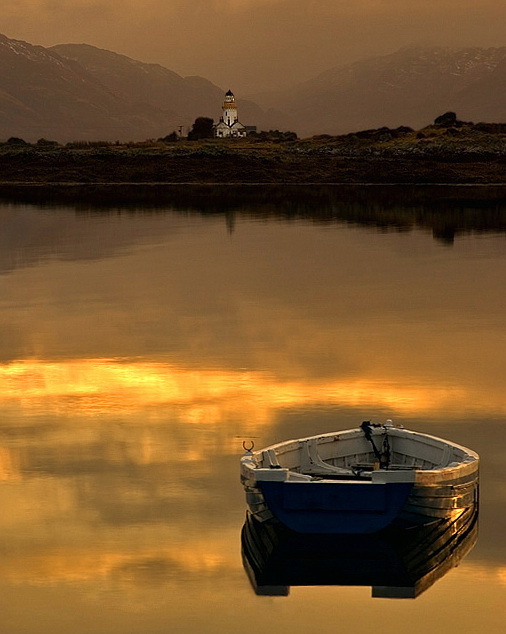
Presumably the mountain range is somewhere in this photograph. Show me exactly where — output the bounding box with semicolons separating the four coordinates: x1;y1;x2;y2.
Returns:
0;33;505;141
0;34;286;142
265;46;506;137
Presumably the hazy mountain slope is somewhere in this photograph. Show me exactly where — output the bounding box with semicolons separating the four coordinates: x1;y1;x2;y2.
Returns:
51;44;220;123
0;34;188;141
274;47;506;136
0;34;283;142
454;57;506;122
0;34;134;141
51;44;289;134
3;35;503;141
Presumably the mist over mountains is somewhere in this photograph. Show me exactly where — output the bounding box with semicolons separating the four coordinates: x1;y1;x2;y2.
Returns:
268;46;506;137
0;33;504;142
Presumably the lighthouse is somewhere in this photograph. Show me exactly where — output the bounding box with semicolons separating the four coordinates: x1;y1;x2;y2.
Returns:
214;90;247;138
223;90;238;126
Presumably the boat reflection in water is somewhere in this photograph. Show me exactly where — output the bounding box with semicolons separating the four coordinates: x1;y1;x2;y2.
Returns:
241;503;478;599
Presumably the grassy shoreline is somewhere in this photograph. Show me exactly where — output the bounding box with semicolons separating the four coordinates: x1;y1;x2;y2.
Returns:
0;126;505;185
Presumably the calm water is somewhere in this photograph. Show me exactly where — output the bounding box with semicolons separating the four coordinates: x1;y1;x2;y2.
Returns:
0;186;505;633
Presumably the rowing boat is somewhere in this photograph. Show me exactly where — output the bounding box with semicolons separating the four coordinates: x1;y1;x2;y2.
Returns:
240;421;479;534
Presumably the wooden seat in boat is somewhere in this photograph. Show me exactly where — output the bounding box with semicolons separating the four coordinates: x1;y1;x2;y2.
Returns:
299;438;351;476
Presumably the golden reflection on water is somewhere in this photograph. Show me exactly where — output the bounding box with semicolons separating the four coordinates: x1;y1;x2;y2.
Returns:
0;446;19;480
1;358;503;426
0;534;238;585
1;355;496;598
0;204;505;632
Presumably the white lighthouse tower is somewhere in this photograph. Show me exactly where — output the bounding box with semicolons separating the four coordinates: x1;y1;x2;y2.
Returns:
223;90;238;126
214;90;247;138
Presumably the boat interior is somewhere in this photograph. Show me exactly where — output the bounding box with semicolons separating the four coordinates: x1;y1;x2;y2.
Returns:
255;426;475;480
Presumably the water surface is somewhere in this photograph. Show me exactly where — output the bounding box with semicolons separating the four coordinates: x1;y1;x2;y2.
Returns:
0;186;505;633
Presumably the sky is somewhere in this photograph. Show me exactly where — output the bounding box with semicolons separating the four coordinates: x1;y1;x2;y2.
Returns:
3;1;506;93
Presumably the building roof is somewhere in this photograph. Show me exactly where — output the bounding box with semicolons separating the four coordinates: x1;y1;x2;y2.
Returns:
214;119;245;130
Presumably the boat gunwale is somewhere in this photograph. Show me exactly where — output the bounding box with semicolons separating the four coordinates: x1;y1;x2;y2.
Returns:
242;427;479;482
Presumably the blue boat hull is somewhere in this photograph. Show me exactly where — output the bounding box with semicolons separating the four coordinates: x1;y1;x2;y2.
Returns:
257;480;415;534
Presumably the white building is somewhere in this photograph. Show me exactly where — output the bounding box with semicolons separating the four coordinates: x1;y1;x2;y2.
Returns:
214;90;247;138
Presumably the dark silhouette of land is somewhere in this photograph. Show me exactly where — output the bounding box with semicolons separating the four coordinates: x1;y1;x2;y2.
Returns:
0;118;504;185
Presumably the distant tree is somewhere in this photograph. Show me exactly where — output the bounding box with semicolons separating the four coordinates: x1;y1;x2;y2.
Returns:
434;112;458;127
249;130;298;143
187;117;214;140
36;138;59;147
158;132;179;143
6;137;28;145
249;129;298;142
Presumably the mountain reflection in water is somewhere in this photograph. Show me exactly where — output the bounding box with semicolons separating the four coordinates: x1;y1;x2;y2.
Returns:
242;504;478;599
1;183;506;245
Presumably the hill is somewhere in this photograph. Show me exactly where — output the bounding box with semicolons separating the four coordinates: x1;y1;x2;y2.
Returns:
259;47;506;137
1;36;505;141
0;34;284;142
50;44;288;137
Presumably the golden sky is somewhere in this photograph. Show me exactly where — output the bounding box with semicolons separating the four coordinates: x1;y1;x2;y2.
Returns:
3;1;506;91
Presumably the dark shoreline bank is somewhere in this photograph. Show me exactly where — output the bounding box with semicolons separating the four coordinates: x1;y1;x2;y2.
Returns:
0;155;504;185
0;136;505;185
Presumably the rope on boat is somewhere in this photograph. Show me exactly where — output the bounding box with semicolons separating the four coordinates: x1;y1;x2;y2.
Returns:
360;421;391;469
